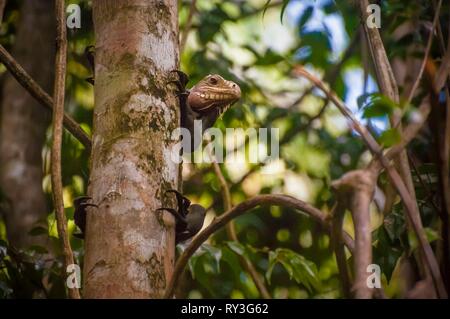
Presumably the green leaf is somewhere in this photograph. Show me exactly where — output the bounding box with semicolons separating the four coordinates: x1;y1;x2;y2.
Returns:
262;0;272;20
221;246;242;278
254;49;284;66
378;128;401;147
265;248;321;292
188;243;222;279
424;228;439;243
280;0;290;24
225;241;246;256
198;7;230;45
202;244;222;273
372;226;403;281
298;6;314;28
360;93;397;118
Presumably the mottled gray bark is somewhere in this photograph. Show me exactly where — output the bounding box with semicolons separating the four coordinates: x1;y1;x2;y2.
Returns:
84;0;179;298
0;0;55;249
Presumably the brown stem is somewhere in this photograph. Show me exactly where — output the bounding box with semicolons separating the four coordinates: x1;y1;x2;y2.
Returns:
294;66;447;298
332;169;377;299
330;203;352;298
360;0;447;297
359;0;399;103
0;45;92;152
52;0;79;299
405;0;442;106
210;153;271;299
0;0;6;24
180;0;197;53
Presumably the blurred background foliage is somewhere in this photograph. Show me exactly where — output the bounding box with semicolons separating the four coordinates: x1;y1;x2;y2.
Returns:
0;0;447;298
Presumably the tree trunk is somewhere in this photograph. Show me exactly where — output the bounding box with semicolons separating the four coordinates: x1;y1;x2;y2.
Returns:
83;0;179;298
0;0;55;249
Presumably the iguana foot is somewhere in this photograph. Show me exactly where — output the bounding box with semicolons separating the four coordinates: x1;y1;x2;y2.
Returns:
73;196;98;239
168;70;190;95
157;189;206;244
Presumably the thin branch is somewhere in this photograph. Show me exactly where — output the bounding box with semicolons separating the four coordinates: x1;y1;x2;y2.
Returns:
51;0;79;299
330;203;352;298
294;65;447;298
180;0;197;53
431;0;447;53
359;0;399;104
164;194;337;298
0;44;92;152
209;151;271;299
434;46;450;93
360;2;444;292
405;0;442;106
0;0;6;25
332;169;377;299
360;2;420;252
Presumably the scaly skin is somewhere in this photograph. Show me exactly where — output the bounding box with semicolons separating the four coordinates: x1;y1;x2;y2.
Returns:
175;73;241;152
157;190;206;244
188;74;241;114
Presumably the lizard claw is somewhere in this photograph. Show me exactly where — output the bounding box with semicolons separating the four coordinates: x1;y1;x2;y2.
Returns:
170;70;189;87
168;70;189;93
164;189;190;214
73;196;98;239
157;190;206;244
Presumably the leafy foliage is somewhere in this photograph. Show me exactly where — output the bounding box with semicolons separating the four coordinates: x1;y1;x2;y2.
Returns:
0;0;447;299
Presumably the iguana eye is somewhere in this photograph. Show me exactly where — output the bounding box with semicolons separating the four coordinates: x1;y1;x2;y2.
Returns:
209;76;218;85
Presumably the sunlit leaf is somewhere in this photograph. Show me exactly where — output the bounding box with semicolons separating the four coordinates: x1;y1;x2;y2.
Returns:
265;248;321;292
188;243;222;279
360;93;397;118
225;241;246;256
378;128;401;147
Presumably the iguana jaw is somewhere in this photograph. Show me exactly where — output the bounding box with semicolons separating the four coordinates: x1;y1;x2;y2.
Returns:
187;74;241;113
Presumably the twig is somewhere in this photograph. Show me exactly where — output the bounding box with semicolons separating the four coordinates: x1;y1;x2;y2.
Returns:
359;0;399;104
405;0;442;106
361;4;447;290
164;194;342;298
209;151;271;299
0;0;6;25
332;169;377;299
430;0;450;291
359;0;429;274
0;45;92;152
330;203;352;298
180;0;197;53
51;0;80;299
294;65;447;298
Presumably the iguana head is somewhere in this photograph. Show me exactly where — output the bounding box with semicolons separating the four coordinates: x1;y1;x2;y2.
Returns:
187;74;241;114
